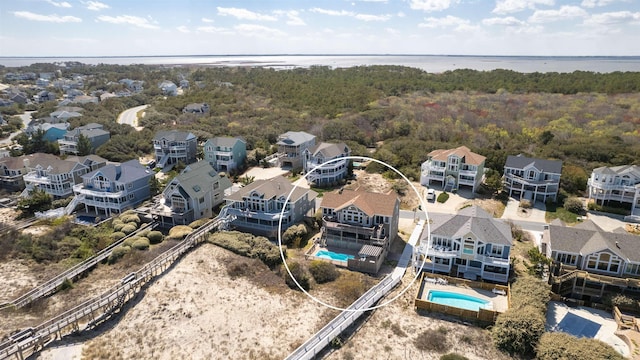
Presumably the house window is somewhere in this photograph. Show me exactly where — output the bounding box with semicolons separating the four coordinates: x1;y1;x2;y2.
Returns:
199;197;204;204
625;263;640;276
586;252;621;273
555;253;577;265
213;182;219;190
128;183;133;189
490;245;503;257
463;238;474;255
128;193;134;200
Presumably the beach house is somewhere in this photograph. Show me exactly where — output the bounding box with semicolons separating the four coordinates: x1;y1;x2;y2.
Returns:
420;146;485;193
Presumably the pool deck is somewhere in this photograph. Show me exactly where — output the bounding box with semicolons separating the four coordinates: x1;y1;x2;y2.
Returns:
546;301;630;358
418;280;509;313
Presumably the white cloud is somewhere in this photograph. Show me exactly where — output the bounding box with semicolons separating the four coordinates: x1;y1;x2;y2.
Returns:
419;15;468;27
197;26;230;34
234;24;286;37
385;27;400;34
201;17;214;23
482;16;526;26
584;11;640;25
419;15;477;31
96;15;159;29
310;8;392;21
492;0;555;14
529;5;588;23
581;0;619;7
217;7;277;21
397;11;406;17
45;0;72;8
177;25;190;33
13;11;81;23
84;1;110;11
310;8;354;17
355;13;391;21
409;0;455;12
273;10;306;26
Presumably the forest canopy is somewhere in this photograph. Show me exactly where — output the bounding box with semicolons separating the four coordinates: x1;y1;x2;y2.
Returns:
3;64;639;197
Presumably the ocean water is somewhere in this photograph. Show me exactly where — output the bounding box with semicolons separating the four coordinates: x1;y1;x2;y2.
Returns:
1;54;640;73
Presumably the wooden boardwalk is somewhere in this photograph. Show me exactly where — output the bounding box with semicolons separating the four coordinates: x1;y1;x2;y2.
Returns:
0;217;222;360
0;222;157;311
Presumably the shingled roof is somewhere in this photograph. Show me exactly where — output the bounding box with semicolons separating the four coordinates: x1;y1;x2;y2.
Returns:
427;146;485;166
505;154;563;174
307;142;350;159
154;130;196;142
428;206;512;246
320;189;398;217
547;220;640;262
226;175;316;204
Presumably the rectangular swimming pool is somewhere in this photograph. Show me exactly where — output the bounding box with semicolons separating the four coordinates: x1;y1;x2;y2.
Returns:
427;290;491;312
315;249;354;262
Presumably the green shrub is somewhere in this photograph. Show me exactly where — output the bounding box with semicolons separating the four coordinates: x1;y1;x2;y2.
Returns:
509;276;551;313
536;332;623;360
168;225;193;239
58;277;73;291
119;213;140;224
492;305;546;355
108;245;130;264
147;231;164;244
137;229;150;238
112;220;126;232
587;201;631;216
110;231;126;240
492;275;551;356
414;329;450;353
437;192;449;203
120;223;138;235
123;236;140;247
283;261;311;291
282;223;307;247
188;218;208;229
440;354;469;360
519;199;532;209
207;231;284;268
563;197;584;214
309;260;340;283
132;237;150;250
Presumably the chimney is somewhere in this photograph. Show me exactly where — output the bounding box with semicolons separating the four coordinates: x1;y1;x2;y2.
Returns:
616;241;620;249
23;157;30;169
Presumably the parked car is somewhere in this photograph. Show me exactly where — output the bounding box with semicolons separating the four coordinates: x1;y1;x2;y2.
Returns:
426;189;436;201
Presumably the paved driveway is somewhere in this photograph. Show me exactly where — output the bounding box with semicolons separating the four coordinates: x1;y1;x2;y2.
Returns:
116;104;148;130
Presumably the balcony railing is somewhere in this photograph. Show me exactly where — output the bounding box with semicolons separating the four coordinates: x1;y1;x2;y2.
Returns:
73;184;125;197
504;173;559;186
322;218;387;246
588;179;640;192
227;207;288;221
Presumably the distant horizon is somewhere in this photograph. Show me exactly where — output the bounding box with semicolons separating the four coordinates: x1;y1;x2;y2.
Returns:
2;1;639;57
2;53;640;59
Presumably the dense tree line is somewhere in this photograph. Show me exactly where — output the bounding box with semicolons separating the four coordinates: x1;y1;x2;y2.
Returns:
4;64;640;197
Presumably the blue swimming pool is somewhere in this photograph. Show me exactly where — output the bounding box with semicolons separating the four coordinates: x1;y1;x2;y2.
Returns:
427;290;491;311
316;250;354;262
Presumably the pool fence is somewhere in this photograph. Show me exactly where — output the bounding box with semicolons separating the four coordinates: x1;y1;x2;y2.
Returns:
414;272;509;324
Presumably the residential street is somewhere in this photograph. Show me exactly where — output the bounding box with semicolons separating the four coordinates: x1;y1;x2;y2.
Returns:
0;111;33;147
116;104;148;130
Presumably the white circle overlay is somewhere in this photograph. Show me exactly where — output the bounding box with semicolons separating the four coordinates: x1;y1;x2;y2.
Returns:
277;155;431;312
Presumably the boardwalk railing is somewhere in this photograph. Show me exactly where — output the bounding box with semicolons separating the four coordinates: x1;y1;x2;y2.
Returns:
286;220;425;360
0;222;157;311
0;216;222;360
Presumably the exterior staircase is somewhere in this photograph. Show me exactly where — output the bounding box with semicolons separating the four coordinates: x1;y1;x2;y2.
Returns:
157;153;170;169
64;194;83;215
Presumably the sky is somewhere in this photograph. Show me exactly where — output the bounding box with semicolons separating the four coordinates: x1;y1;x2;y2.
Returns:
0;0;639;57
